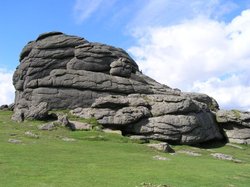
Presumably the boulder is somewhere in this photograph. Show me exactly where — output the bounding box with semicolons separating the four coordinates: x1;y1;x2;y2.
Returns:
69;121;92;131
110;58;132;77
216;110;250;144
182;92;219;111
0;104;8;110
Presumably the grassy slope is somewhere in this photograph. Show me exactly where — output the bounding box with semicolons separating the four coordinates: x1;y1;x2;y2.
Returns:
0;111;250;187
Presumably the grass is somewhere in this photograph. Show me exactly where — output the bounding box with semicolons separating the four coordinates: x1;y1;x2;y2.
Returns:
0;110;250;187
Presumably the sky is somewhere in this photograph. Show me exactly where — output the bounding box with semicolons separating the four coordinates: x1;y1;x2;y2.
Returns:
0;0;250;111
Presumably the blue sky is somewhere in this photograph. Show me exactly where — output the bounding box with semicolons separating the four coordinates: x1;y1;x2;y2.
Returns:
0;0;250;111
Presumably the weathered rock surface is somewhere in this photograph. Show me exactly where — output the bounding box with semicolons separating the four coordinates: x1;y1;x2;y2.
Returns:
71;94;223;144
216;110;250;144
182;92;220;111
12;31;224;144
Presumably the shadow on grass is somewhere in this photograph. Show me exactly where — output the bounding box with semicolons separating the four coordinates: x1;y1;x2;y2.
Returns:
192;140;227;149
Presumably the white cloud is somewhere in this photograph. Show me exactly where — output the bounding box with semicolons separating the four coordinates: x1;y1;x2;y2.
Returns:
128;0;237;29
73;0;104;24
128;9;250;111
0;69;15;105
193;76;250;111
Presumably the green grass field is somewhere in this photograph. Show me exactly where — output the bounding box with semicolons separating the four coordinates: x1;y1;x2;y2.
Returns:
0;110;250;187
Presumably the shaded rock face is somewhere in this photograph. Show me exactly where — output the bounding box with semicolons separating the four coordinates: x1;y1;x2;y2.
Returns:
12;31;223;144
216;110;250;144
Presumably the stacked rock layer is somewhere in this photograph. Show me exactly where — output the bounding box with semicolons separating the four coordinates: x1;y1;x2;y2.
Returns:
216;110;250;144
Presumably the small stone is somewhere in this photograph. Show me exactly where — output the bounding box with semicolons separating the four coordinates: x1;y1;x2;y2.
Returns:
61;137;76;142
211;153;242;163
169;153;177;156
177;150;202;157
8;139;22;144
147;142;174;153
68;121;92;131
153;155;170;161
211;153;233;160
38;123;56;130
24;131;39;138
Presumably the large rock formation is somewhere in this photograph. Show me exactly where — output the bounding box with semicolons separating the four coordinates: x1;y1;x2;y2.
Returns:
12;31;223;144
